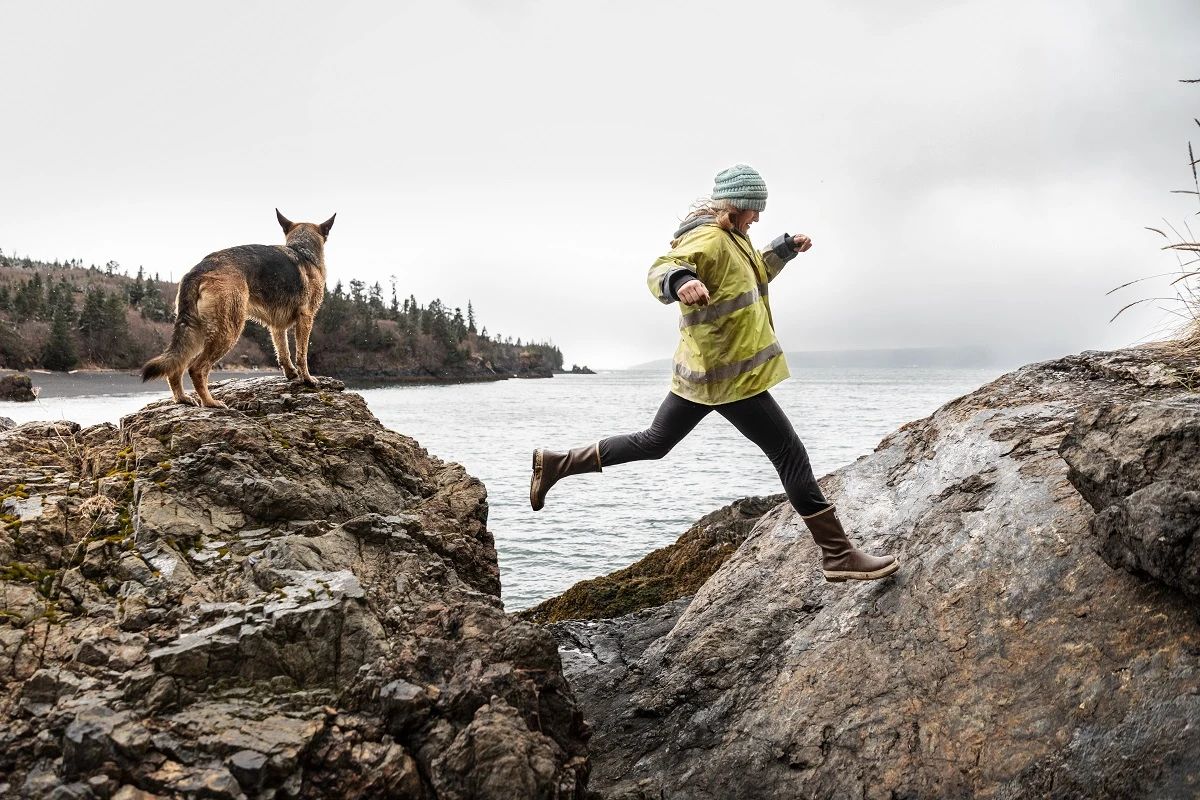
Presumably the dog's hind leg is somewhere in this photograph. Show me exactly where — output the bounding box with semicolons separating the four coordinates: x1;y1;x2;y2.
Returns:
166;326;205;406
168;373;197;406
293;314;318;387
189;292;247;409
269;326;298;381
145;316;204;406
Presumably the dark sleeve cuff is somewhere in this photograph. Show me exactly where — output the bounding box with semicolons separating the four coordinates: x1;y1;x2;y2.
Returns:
770;232;799;263
665;268;699;301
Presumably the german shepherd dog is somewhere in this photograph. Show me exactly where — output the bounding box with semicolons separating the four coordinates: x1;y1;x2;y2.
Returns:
142;210;336;408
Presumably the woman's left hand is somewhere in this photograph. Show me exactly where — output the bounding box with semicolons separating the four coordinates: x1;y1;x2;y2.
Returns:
792;234;813;253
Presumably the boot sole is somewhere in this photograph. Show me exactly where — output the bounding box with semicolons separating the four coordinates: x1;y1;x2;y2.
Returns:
530;449;544;512
824;559;900;582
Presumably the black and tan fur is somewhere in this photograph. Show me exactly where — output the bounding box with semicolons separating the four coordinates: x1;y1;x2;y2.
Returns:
142;209;336;408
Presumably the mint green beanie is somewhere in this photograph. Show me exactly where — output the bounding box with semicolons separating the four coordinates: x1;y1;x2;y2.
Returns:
712;164;767;211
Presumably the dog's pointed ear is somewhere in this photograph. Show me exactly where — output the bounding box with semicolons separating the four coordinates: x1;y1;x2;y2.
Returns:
319;213;336;239
276;208;295;234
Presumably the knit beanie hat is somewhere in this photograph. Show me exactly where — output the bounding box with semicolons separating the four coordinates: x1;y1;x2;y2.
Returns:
712;164;767;211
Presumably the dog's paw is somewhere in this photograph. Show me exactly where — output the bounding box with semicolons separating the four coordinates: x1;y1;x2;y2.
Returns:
175;396;199;407
282;369;299;381
200;399;228;409
293;375;319;388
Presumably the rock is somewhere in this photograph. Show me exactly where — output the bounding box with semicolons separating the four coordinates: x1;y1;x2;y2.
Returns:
112;787;161;800
520;495;784;623
551;347;1200;799
0;416;14;430
1060;396;1200;601
0;373;37;402
226;748;267;790
0;377;588;798
431;699;587;800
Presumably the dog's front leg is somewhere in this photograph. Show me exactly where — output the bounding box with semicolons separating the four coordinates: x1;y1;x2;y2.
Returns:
293;315;318;387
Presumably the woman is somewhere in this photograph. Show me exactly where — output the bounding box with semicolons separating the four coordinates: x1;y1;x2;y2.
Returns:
530;164;898;583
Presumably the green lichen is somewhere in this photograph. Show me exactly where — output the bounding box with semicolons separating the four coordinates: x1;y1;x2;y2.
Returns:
1;562;58;599
0;484;29;503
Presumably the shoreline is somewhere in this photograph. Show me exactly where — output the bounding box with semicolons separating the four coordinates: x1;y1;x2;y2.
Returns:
0;367;559;400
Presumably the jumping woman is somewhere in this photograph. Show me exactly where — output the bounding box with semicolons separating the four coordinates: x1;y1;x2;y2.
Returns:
530;164;898;583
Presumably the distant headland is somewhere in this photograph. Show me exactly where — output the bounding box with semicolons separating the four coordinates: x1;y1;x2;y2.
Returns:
0;248;567;383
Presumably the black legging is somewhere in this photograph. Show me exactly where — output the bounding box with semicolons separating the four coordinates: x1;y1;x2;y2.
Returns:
599;390;830;516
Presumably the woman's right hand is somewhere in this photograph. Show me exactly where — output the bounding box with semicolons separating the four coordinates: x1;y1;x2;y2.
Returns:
678;279;710;306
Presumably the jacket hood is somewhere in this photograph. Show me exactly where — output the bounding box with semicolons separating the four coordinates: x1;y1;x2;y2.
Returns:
672;215;715;242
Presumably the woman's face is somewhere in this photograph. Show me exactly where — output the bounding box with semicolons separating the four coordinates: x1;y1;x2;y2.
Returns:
732;208;760;233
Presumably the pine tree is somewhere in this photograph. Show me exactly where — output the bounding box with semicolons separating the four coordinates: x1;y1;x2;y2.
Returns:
452;307;467;341
129;266;146;306
41;306;78;371
14;275;44;320
140;280;169;322
78;288;107;342
368;282;384;314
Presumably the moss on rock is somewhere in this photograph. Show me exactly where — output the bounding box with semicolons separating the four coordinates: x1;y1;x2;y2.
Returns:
517;494;785;624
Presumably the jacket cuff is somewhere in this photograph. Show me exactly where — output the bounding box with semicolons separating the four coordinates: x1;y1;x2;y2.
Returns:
770;232;799;263
663;267;699;302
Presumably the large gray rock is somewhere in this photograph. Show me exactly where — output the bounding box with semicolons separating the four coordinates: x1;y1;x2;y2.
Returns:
551;347;1200;800
0;377;588;798
1060;395;1200;601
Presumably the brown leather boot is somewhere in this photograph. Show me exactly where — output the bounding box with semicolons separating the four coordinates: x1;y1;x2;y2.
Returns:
803;505;899;582
530;444;602;511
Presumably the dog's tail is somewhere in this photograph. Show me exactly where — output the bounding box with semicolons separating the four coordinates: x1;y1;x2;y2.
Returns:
142;275;203;382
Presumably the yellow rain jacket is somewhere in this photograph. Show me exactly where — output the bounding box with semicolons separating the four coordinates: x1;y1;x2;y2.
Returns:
647;222;795;405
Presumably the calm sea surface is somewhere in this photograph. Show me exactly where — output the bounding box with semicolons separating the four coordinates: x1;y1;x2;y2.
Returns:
2;367;1001;609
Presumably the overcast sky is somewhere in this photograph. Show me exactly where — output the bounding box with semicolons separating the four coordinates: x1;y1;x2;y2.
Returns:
3;1;1198;368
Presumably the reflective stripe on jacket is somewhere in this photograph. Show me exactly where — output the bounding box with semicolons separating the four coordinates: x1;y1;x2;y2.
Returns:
647;223;792;405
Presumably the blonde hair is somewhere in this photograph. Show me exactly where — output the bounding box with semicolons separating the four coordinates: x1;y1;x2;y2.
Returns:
685;196;738;228
672;197;740;246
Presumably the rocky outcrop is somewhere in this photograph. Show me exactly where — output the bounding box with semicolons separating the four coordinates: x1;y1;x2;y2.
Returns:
519;496;784;624
0;377;588;799
0;373;37;402
552;347;1200;799
1060;395;1200;601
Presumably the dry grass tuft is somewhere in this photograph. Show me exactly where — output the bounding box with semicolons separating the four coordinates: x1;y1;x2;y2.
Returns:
1110;80;1200;350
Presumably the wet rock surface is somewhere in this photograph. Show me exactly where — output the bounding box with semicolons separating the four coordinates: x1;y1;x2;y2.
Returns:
552;347;1200;799
0;377;588;799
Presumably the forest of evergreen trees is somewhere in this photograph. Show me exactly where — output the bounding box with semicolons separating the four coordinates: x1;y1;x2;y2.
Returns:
0;248;567;379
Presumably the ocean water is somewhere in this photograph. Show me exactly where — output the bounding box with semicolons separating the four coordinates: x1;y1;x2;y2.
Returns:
2;366;1001;610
